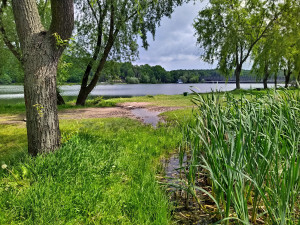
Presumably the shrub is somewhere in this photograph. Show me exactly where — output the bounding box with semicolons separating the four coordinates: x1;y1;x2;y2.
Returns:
125;76;140;84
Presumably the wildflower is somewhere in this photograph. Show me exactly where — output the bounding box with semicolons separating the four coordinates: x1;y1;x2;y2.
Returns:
1;164;7;169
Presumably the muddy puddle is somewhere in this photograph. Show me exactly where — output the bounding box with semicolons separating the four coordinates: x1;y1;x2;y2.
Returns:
130;108;162;127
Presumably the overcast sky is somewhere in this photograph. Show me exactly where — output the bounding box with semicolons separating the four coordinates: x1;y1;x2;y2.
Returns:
134;1;215;71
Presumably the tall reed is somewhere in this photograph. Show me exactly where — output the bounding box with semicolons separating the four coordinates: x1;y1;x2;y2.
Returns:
180;90;300;224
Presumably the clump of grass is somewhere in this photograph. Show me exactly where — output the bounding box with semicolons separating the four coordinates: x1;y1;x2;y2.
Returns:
0;118;181;224
85;96;116;107
179;90;300;224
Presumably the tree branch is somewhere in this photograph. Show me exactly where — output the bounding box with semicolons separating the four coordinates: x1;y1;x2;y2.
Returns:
11;0;44;47
50;0;74;41
80;1;108;89
87;0;99;25
86;0;119;91
0;2;22;62
241;12;281;64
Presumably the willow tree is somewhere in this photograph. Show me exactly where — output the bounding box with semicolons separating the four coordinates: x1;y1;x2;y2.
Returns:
74;0;189;106
280;0;300;87
9;0;74;155
251;22;282;89
251;0;300;88
193;0;282;89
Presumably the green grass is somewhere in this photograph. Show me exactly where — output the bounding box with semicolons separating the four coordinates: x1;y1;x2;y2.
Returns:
0;102;26;115
0;124;27;163
0;118;182;224
109;94;196;107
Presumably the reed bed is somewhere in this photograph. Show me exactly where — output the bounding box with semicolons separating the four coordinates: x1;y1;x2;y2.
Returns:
179;90;300;224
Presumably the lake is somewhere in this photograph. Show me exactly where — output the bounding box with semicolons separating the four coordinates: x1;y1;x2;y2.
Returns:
0;83;277;102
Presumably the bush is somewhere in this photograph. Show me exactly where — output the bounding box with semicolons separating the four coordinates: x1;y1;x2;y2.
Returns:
125;76;140;84
189;76;199;83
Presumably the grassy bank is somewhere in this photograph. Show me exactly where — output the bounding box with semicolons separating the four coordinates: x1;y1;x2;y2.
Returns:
0;119;181;224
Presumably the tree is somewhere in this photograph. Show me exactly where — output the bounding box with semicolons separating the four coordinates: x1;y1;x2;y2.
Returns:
194;0;282;89
281;0;300;88
0;0;68;104
8;0;74;155
251;31;278;89
251;0;300;89
74;0;188;105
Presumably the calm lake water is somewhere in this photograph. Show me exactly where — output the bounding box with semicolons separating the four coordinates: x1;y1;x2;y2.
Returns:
0;83;277;101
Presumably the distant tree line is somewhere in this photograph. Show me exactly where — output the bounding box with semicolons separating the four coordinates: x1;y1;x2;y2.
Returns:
0;56;287;85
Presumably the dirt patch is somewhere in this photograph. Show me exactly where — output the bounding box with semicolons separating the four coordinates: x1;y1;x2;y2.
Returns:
59;107;134;120
118;101;182;113
0;102;182;125
0;114;26;125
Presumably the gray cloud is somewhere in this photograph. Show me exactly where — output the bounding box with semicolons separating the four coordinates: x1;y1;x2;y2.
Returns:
134;1;217;71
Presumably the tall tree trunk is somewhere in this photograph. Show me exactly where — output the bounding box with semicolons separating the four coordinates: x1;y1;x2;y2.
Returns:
284;69;291;88
76;2;119;106
12;0;73;155
235;64;242;90
285;74;290;88
274;74;277;89
23;39;61;155
57;91;65;105
75;36;117;106
76;87;91;106
263;63;269;89
263;76;268;89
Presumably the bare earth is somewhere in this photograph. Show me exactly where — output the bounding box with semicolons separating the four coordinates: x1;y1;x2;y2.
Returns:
0;102;182;125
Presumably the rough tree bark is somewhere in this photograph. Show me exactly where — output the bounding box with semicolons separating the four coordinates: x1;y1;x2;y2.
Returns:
11;0;74;156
